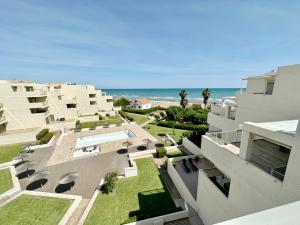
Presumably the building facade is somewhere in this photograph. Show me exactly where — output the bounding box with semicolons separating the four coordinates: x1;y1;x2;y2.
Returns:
0;80;113;133
168;64;300;225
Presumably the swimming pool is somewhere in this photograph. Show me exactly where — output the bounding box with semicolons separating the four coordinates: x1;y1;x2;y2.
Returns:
75;129;135;149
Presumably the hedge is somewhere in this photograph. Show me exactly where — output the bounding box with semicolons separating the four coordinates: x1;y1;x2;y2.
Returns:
36;129;49;140
119;111;134;122
156;121;208;132
40;132;54;144
156;147;167;158
122;106;161;115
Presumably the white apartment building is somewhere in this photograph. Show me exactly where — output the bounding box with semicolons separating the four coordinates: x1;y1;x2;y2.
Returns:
0;80;113;133
168;64;300;225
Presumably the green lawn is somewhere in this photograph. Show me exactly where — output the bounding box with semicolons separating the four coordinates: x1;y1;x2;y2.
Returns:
0;195;72;225
0;168;13;194
166;149;188;158
79;115;123;129
128;113;150;125
146;124;187;146
0;144;23;164
84;158;179;225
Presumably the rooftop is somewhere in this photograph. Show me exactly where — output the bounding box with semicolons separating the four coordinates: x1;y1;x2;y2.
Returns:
135;98;151;104
257;120;298;136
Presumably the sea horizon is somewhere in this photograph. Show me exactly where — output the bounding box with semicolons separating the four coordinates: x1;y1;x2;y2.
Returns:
103;88;240;103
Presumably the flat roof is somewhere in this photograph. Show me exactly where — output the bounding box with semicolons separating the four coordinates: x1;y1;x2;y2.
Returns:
257;120;298;136
214;201;300;225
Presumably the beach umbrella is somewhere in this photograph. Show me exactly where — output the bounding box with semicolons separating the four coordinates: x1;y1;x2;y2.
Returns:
29;170;50;188
143;138;152;149
14;152;30;161
59;172;79;191
16;160;37;177
122;140;133;150
162;136;169;145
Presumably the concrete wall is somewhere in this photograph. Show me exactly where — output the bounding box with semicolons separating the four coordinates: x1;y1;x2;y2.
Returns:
197;135;300;225
182;137;202;155
167;158;198;210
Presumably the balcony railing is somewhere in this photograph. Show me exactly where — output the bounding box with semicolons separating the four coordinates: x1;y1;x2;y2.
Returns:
206;130;242;146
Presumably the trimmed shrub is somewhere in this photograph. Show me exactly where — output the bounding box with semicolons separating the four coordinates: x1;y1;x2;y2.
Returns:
119;111;134;122
101;172;118;194
156;147;167;158
156;121;208;132
122;107;160;115
36;129;49;140
40;132;53;144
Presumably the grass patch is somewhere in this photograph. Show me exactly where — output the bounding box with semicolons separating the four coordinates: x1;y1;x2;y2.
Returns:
167;149;188;158
0;195;72;225
84;158;179;225
127;113;150;125
0;144;23;164
146;124;188;146
78;115;123;129
0;168;13;194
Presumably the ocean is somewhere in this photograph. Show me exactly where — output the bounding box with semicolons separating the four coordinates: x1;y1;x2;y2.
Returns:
102;88;240;103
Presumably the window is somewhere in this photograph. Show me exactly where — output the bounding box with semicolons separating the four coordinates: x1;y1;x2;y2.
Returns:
266;80;274;95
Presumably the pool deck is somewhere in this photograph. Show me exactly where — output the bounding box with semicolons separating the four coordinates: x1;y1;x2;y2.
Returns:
47;123;157;166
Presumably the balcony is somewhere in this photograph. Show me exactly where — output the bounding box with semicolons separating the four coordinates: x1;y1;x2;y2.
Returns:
28;101;49;108
25;89;47;97
247;137;290;182
0;116;7;124
205;130;242;155
200;167;231;197
171;156;215;199
211;104;226;117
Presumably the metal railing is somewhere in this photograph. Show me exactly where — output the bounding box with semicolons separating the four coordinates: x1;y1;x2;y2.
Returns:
206;130;242;146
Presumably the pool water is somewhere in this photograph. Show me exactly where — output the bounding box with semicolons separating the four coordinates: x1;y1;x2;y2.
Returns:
75;129;135;149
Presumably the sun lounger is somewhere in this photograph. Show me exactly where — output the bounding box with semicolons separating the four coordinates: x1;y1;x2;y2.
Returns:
182;159;191;173
188;158;198;171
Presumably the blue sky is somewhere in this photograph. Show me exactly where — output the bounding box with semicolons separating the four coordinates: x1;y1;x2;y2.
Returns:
0;0;300;88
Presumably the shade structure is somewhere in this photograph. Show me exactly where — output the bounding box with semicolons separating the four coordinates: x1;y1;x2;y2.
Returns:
122;140;133;150
143;138;152;149
14;152;30;161
29;170;50;182
29;170;50;189
161;136;169;145
17;160;37;171
59;172;79;185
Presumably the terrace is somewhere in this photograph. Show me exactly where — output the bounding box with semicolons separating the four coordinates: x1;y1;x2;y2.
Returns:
172;156;215;199
242;120;297;181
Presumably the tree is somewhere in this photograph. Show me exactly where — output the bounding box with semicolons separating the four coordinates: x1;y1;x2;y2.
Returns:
202;88;211;107
113;97;131;107
179;90;188;109
102;172;118;194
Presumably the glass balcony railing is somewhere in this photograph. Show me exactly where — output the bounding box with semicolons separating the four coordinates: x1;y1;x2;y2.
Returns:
206;130;242;146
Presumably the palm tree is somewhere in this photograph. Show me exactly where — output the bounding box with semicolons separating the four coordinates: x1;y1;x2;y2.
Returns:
179;90;188;108
202;88;211;107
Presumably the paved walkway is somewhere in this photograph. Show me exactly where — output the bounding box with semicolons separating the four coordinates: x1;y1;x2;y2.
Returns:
17;147;129;199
